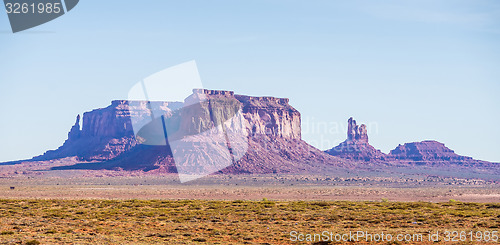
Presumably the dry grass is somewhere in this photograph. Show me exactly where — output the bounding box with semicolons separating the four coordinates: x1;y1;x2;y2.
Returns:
0;199;498;244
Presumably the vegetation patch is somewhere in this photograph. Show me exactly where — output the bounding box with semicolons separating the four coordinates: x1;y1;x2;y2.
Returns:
0;199;498;244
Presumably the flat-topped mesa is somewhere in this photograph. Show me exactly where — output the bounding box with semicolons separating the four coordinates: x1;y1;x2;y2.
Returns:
81;100;180;138
234;94;300;140
192;88;291;106
325;117;386;161
235;95;290;105
34;100;180;161
189;89;301;140
35;89;302;162
103;90;301;140
389;140;473;162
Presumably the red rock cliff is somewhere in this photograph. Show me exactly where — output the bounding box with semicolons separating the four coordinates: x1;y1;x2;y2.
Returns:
325;117;386;161
35;90;304;163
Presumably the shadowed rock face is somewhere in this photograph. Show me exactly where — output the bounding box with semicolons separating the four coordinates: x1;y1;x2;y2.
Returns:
325;117;386;161
33;101;181;161
67;115;81;141
35;89;343;173
26;90;495;174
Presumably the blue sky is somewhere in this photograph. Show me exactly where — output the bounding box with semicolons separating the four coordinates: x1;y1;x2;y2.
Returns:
0;0;499;162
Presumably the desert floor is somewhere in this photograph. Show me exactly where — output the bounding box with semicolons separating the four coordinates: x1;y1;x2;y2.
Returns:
0;175;499;244
0;199;499;244
0;174;499;202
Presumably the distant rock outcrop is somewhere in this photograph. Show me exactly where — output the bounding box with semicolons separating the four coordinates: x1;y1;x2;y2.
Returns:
388;140;489;166
324;118;492;167
347;117;368;143
390;141;463;161
67;114;81;141
15;90;495;175
325;117;386;161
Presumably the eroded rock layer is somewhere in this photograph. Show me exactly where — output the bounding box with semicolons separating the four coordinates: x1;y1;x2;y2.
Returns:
37;89;343;173
29;90;495;174
325;117;387;161
388;141;490;166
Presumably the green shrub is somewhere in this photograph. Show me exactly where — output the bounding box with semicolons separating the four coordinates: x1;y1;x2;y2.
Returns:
25;240;40;245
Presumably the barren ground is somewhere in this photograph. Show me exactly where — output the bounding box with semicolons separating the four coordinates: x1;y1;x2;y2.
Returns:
0;174;499;202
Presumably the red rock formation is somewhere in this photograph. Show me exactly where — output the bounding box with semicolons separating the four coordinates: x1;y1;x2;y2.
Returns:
39;89;344;173
221;136;343;174
29;90;495;174
235;94;301;139
67;114;81;141
388;140;490;166
347;117;368;143
34;100;181;161
325;117;386;161
390;141;461;161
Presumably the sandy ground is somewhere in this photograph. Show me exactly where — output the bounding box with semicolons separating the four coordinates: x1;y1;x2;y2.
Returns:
0;175;499;202
1;159;498;202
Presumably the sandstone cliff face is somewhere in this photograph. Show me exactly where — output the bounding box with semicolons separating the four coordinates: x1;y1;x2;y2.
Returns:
33;90;493;174
178;89;301;139
325;117;386;161
81;100;182;138
38;89;338;174
133;89;301;145
235;94;301;140
35;100;182;161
